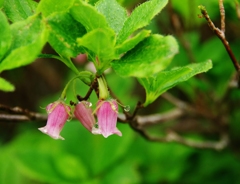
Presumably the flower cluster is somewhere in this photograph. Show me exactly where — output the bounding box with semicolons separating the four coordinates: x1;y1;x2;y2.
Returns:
38;77;122;140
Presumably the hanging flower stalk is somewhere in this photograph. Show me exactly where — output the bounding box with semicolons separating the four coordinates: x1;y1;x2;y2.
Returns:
38;72;93;140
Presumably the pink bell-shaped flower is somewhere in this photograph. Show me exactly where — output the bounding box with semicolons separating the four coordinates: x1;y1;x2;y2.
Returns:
38;101;71;140
92;99;122;138
74;101;95;132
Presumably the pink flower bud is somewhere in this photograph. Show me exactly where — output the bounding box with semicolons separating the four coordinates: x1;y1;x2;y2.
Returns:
38;101;71;140
92;99;122;138
74;101;95;132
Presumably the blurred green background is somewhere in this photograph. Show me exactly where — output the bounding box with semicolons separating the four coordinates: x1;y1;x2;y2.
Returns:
1;0;240;183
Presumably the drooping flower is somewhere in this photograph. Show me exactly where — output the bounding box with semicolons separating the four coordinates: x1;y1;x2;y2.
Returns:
38;101;71;140
74;101;95;132
92;99;122;138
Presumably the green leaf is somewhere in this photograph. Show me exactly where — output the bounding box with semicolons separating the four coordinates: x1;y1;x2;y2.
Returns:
10;133;88;183
112;34;178;78
115;29;151;55
0;148;30;184
0;11;12;61
70;0;109;32
0;77;15;92
3;0;37;22
102;160;141;184
0;0;3;8
62;123;134;176
138;60;213;106
37;0;75;17
77;28;115;59
117;0;168;44
4;123;133;183
47;13;86;58
0;15;48;72
77;28;116;73
128;139;193;183
96;0;127;34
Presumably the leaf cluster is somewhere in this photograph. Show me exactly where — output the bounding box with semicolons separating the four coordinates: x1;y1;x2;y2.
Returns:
0;0;212;106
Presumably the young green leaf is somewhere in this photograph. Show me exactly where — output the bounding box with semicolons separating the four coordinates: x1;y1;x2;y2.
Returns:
95;0;128;34
70;0;109;32
112;34;178;78
37;0;75;17
115;30;151;55
0;77;15;92
47;13;86;58
138;60;213;106
77;28;116;59
3;0;37;22
0;11;12;61
77;28;116;73
0;15;48;72
117;0;168;44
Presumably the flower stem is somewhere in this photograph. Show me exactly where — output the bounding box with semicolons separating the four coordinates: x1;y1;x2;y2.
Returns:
60;71;94;100
38;54;79;75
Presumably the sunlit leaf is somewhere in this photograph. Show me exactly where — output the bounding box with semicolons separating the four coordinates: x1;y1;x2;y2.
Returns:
47;13;86;58
3;0;37;22
0;77;15;92
77;28;116;60
115;29;151;55
0;15;48;72
112;34;178;78
138;60;213;106
37;0;75;17
0;11;12;61
70;0;109;32
96;0;127;34
77;28;116;73
117;0;168;44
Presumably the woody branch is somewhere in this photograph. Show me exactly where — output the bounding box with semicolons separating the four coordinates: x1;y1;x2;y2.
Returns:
198;3;240;74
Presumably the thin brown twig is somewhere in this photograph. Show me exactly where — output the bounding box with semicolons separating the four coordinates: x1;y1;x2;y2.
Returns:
0;103;229;150
130;118;228;150
127;101;143;120
77;76;98;101
198;5;240;73
0;104;47;122
0;113;47;122
136;108;184;126
219;0;225;33
161;92;194;112
162;92;218;120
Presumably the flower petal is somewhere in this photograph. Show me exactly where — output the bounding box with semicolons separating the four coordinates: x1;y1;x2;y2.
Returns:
96;99;122;138
74;101;95;132
38;101;70;140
